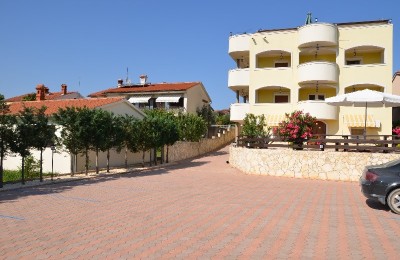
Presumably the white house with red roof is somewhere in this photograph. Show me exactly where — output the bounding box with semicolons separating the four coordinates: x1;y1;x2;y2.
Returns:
3;96;146;175
89;75;212;114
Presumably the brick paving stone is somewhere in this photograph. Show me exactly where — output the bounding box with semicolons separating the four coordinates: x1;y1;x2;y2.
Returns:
1;145;400;259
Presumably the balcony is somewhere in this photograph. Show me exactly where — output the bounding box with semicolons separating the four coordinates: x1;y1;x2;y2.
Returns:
230;103;250;122
228;69;250;90
298;62;338;85
341;63;389;88
298;23;338;48
297;100;338;120
253;68;292;87
229;34;250;55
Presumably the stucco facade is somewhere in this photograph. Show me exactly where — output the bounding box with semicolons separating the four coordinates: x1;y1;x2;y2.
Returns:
229;19;394;136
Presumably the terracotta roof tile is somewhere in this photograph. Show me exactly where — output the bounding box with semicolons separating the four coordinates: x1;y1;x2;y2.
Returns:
5;91;78;102
7;97;124;116
88;82;199;97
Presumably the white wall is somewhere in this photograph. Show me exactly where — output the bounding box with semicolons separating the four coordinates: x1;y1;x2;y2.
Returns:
3;148;72;174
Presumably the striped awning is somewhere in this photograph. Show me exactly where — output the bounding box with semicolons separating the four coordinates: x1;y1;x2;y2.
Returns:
343;114;379;128
156;96;182;103
265;114;286;127
128;96;152;103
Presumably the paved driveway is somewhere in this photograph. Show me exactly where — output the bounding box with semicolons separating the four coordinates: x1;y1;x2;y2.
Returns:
1;146;399;259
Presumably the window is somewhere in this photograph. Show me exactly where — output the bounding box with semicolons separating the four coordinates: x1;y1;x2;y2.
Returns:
274;94;289;103
350;128;364;138
309;94;325;101
274;62;289;68
346;59;362;65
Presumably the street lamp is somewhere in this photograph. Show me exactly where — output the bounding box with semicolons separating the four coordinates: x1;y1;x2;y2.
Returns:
50;145;56;181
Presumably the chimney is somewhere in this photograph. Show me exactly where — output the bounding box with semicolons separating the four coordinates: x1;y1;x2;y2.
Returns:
35;84;46;101
139;75;148;85
117;79;123;87
61;84;67;95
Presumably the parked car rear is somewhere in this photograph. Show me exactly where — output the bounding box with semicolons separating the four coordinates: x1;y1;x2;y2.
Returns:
360;159;400;214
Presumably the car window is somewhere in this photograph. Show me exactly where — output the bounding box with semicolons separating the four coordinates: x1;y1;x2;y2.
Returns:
370;159;400;169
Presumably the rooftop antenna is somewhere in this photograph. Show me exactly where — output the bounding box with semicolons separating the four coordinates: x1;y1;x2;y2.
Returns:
126;67;131;84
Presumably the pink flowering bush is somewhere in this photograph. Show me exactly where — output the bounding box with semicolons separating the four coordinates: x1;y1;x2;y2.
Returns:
393;126;400;136
273;110;316;146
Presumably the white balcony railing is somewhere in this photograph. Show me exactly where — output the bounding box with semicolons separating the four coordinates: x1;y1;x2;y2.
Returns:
228;68;250;88
340;63;389;88
298;61;338;84
230;103;250;122
253;68;293;87
298;23;338;48
297;100;338;120
229;34;250;54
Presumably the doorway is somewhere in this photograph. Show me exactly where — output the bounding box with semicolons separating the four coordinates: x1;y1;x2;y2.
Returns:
312;121;326;136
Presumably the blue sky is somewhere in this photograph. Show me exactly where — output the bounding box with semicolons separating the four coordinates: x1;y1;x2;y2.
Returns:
1;0;399;109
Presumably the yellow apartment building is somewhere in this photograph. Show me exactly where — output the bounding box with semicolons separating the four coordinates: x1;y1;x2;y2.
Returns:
228;19;393;136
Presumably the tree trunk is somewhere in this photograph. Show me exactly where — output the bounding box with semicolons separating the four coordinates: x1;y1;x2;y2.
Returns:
39;148;43;182
125;146;128;169
154;148;157;166
21;156;25;185
142;150;145;167
166;146;169;163
149;149;152;167
0;149;4;188
70;154;74;176
95;148;99;174
85;149;89;175
107;149;110;173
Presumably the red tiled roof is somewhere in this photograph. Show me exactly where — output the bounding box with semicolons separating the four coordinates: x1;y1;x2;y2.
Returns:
5;93;35;102
7;97;124;116
5;91;78;102
88;82;199;97
393;71;400;82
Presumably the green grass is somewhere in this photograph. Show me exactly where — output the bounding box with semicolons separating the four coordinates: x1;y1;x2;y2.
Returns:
2;170;55;183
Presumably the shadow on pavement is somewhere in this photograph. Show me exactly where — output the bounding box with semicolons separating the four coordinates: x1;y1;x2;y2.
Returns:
0;159;209;203
365;199;390;212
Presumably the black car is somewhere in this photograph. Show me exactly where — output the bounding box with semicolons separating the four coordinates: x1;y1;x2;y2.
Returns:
360;159;400;214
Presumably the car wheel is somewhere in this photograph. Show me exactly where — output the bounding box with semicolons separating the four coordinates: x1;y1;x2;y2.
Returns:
387;188;400;214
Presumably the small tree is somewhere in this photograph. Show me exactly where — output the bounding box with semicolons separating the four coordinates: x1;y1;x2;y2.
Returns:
22;93;36;101
0;94;16;187
196;104;215;126
11;107;37;184
160;114;179;163
144;109;178;165
76;108;96;175
90;109;114;174
103;114;124;172
241;114;268;138
54;107;82;175
137;118;153;167
31;106;56;182
177;113;207;142
118;115;139;169
273;110;316;147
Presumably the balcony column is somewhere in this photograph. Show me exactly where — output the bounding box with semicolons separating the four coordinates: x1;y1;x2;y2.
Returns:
236;90;240;103
243;96;247;103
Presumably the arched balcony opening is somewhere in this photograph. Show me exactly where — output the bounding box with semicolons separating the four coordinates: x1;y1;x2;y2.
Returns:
230;51;250;69
298;83;337;102
256;50;291;69
299;46;336;65
344;84;384;94
345;45;384;66
256;86;290;104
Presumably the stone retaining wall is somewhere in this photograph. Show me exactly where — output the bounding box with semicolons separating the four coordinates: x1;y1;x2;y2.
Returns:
229;146;400;181
166;128;235;163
